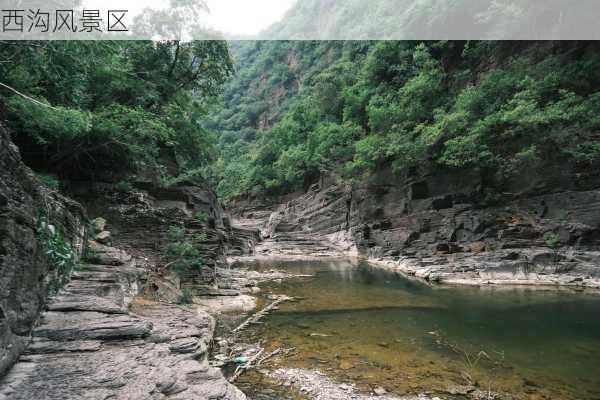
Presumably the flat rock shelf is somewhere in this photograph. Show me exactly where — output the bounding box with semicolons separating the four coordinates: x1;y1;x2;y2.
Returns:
0;243;244;400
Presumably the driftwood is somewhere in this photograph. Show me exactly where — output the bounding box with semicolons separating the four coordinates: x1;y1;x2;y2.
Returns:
229;346;296;382
229;347;265;382
226;295;296;382
257;347;281;366
232;295;293;334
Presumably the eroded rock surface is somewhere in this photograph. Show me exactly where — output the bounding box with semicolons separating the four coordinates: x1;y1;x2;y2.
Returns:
0;124;86;376
0;244;245;400
230;168;600;289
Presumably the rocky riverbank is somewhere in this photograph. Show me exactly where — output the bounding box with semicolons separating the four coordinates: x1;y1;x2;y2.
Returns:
268;368;442;400
0;241;244;400
227;168;600;290
1;124;250;399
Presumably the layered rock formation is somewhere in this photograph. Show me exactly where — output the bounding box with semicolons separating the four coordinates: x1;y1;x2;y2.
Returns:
230;166;600;288
1;124;248;398
0;242;244;400
65;174;261;298
0;124;86;376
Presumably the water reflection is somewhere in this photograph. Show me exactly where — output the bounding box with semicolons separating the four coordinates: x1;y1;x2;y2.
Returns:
238;258;600;400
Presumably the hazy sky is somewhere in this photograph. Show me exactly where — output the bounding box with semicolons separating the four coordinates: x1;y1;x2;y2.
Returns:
84;0;295;35
204;0;295;35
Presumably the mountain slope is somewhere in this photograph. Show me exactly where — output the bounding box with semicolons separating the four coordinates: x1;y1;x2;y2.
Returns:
208;40;600;200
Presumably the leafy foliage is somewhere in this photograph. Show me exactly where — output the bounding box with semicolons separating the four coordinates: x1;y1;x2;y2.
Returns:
178;288;194;304
36;173;61;190
208;41;600;199
0;32;232;179
263;0;592;40
163;226;206;277
36;211;76;294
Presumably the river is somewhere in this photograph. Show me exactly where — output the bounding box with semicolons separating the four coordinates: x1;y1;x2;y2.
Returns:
232;258;600;400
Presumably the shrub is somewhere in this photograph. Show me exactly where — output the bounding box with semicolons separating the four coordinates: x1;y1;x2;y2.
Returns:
163;226;206;277
115;180;133;192
178;288;194;304
36;211;75;294
194;211;208;223
543;232;561;249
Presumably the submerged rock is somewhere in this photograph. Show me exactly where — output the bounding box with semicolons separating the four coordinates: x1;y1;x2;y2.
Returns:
269;368;437;400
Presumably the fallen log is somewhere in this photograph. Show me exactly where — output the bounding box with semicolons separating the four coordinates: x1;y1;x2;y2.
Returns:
232;295;293;334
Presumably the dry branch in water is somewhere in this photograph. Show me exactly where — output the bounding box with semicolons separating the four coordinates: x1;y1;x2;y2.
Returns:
232;295;293;334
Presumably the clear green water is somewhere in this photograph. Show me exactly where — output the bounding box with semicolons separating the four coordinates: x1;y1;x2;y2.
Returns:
237;258;600;400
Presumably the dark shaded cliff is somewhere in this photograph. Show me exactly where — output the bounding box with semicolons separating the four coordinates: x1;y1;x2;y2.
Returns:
66;177;238;298
0;124;86;376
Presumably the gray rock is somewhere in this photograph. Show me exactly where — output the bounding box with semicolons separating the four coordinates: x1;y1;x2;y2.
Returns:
87;241;132;265
95;230;111;244
48;292;127;314
24;338;102;354
169;337;206;354
33;312;152;341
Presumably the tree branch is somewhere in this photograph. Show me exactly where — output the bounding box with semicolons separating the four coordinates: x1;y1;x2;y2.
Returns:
0;81;58;110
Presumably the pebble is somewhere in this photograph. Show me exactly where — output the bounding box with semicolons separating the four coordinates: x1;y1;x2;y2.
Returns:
374;386;387;396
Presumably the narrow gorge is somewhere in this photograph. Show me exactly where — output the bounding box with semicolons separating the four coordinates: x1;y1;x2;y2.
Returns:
1;10;600;400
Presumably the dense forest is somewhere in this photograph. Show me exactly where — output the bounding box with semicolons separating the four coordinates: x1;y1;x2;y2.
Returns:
206;40;600;200
0;39;232;184
261;0;592;40
2;40;599;203
2;2;599;204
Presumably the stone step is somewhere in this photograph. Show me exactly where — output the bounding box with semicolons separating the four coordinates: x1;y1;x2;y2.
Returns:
47;294;126;314
24;338;103;354
33;311;152;341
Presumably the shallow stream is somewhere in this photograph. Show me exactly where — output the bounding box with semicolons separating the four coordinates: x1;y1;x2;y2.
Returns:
235;258;600;400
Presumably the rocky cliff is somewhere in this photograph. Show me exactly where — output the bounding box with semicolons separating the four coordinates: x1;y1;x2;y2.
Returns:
65;176;263;299
0;123;250;399
0;124;86;376
230;163;600;288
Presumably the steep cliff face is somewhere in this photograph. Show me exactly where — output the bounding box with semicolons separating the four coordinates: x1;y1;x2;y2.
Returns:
0;124;86;376
231;163;600;288
0;121;248;380
65;174;253;298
